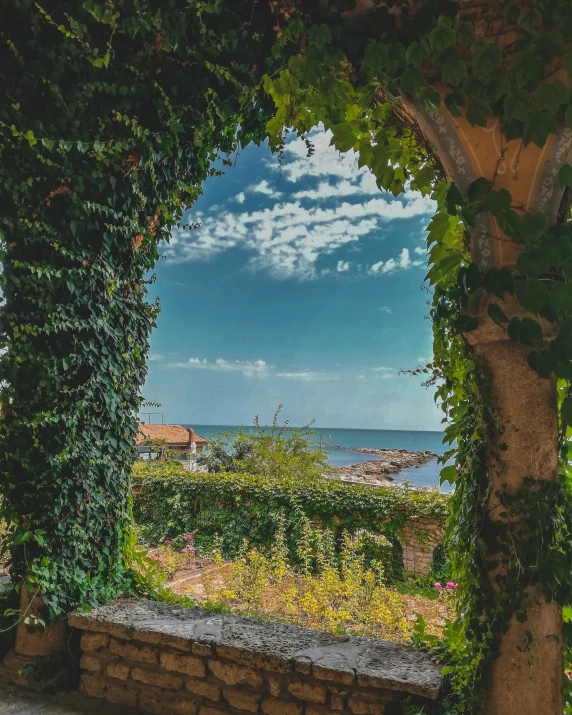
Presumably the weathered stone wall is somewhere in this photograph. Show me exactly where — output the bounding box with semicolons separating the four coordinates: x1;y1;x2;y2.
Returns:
70;600;442;715
398;518;445;577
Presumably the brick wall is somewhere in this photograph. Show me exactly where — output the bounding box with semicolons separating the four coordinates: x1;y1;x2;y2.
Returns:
70;600;442;715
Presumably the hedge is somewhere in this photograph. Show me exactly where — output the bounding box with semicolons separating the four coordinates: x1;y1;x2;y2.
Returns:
131;462;451;571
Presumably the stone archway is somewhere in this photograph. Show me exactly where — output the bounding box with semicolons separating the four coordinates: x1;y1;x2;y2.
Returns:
2;2;572;714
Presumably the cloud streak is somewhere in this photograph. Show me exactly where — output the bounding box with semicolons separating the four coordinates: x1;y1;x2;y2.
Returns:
167;356;402;383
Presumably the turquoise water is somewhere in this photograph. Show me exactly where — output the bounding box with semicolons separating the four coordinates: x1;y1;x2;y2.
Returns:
185;425;446;488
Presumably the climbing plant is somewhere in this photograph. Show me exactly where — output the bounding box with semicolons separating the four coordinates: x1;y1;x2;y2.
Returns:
0;0;279;619
3;0;572;712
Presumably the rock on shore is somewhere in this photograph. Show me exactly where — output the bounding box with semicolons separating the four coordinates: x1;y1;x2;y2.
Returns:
329;448;438;487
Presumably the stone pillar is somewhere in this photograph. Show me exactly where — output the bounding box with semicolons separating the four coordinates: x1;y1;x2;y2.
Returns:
397;69;571;715
392;62;570;713
465;297;561;714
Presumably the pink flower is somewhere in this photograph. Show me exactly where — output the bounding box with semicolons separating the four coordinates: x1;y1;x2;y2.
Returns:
187;535;194;541
164;540;171;546
446;582;458;590
434;583;443;591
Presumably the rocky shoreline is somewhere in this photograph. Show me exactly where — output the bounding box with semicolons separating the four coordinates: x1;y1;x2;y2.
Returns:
329;447;438;487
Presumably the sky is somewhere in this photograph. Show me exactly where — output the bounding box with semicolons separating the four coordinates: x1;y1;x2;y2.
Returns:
143;127;442;430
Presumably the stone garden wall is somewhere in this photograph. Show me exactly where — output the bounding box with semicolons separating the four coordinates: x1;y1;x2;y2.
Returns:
398;518;445;577
69;599;442;715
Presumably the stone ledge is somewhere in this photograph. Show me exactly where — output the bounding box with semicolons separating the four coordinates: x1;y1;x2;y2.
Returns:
69;599;442;700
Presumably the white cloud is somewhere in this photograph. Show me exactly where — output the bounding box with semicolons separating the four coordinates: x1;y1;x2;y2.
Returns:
276;370;340;382
147;354;164;362
414;246;426;255
369;366;396;378
168;357;342;382
379;306;392;314
171;197;432;280
235;192;246;204
168;128;435;280
292;173;379;201
171;357;271;378
368;248;424;276
337;260;351;273
250;179;283;200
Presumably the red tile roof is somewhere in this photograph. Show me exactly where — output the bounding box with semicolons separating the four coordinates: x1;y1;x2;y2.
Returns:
136;424;207;446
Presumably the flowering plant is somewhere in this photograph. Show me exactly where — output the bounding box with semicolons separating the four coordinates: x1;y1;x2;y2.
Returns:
435;581;458;602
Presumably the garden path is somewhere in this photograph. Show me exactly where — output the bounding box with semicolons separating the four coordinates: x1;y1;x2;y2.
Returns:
0;678;137;715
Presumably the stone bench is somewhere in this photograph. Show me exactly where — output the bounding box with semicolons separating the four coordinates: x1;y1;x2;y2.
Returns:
69;599;442;715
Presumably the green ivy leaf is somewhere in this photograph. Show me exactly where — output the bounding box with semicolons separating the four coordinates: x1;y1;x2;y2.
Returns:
466;99;493;127
406;41;429;68
429;23;456;53
486;267;515;298
467;177;490;203
472;42;502;77
523;113;558;148
24;130;37;146
558;164;572;188
456;22;476;49
561;397;572;426
461;205;477;228
364;41;389;74
519;211;549;243
418;85;441;112
446;184;465;214
496;210;521;239
485;75;510;103
400;67;424;95
504;90;533;123
527;350;554;379
444;90;464;117
536;81;568;115
518;7;542;32
487;302;509;325
483;189;511;215
330;123;356;152
509;317;543;346
515;279;549;315
549;282;572;316
441;57;467;87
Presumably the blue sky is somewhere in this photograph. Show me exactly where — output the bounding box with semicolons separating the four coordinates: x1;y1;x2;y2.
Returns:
144;128;441;430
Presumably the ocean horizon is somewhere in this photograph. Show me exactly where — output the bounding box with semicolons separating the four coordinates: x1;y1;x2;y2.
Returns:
182;424;446;488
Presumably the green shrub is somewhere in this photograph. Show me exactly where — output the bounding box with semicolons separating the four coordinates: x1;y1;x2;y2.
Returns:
197;408;330;481
131;461;450;579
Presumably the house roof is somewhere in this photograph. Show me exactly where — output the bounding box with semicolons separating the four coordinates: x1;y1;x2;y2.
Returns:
188;428;208;445
136;423;208;447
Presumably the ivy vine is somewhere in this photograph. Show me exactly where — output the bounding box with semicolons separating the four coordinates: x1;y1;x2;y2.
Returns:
0;0;278;619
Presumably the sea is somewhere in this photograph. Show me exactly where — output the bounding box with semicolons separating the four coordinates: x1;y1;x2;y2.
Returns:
184;425;446;489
